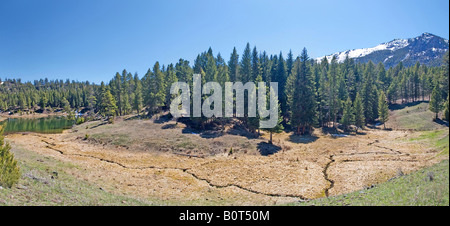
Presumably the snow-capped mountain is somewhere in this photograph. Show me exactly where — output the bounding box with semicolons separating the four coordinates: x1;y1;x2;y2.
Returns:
316;33;449;68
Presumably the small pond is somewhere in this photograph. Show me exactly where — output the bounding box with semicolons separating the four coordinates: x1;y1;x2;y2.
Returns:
0;117;74;134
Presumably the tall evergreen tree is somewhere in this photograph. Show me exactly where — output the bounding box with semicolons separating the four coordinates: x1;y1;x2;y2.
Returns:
275;52;288;119
133;74;143;115
328;56;340;128
240;43;252;83
228;47;239;82
340;97;354;131
147;62;166;113
354;93;365;133
98;82;117;122
361;61;378;122
289;48;316;135
39;93;48;111
165;64;178;108
286;50;294;80
251;46;261;82
263;100;284;144
317;65;329;127
378;91;389;129
0;125;20;188
444;94;449;122
429;85;443;120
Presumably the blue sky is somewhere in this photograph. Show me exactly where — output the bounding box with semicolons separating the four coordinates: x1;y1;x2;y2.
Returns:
0;0;448;84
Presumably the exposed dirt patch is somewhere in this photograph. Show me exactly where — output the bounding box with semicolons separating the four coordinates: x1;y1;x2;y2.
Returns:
5;117;447;205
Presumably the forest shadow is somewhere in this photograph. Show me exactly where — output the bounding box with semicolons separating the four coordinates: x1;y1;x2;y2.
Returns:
257;142;282;156
181;127;201;135
226;124;259;139
176;117;259;139
355;131;367;135
199;130;225;139
153;114;173;124
161;123;177;129
434;118;449;127
389;101;428;111
179;127;225;139
288;134;319;143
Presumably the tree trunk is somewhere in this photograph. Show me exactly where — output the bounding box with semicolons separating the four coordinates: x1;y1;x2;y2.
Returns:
269;132;273;144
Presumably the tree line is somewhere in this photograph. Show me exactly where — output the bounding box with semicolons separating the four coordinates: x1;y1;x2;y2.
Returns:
1;46;449;136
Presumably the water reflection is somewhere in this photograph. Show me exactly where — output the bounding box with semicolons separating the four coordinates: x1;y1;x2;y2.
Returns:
0;117;74;134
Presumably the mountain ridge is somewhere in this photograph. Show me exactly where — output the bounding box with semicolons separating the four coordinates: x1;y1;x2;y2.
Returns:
316;33;449;68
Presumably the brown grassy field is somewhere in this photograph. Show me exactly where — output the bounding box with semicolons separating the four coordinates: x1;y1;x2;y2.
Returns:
5;113;448;205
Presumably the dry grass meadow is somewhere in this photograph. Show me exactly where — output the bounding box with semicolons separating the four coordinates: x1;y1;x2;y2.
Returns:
4;106;448;205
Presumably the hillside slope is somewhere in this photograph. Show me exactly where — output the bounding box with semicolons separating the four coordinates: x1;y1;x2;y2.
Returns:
317;33;449;68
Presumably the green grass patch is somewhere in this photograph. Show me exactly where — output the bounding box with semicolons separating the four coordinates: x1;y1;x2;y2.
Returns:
89;133;131;147
389;102;446;131
410;130;449;156
437;134;449;156
288;159;449;206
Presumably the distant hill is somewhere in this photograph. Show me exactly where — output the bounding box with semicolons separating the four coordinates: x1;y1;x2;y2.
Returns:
316;33;449;68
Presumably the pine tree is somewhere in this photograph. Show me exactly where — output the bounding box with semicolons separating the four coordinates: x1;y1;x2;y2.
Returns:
289;48;316;135
216;53;230;86
412;62;421;102
98;82;117;122
260;51;271;82
133;74;143;115
443;94;449;122
429;85;443;120
204;53;218;82
122;93;131;115
286;50;294;80
252;46;261;82
328;56;340;128
376;62;388;92
378;91;389;129
0;125;20;188
39;93;48;111
316;64;329;127
354;93;365;133
61;97;70;113
0;100;3;112
263;103;284;144
340;97;354;131
247;73;263;135
442;51;449;99
228;47;239;82
112;72;123;115
18;93;27;109
361;61;378;122
240;43;252;83
444;94;450;122
275;52;288;118
387;78;398;104
148;62;166;113
165;64;178;108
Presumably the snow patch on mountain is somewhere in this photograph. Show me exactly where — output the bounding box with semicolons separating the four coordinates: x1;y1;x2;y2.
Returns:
316;38;409;63
315;33;448;65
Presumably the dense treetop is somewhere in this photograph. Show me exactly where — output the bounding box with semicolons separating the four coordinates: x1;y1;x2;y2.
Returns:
1;46;448;134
